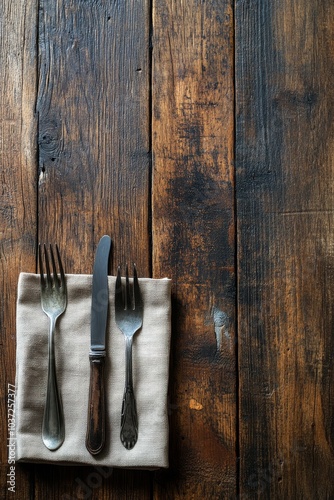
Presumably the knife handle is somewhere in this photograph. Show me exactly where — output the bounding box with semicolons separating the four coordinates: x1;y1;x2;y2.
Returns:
86;353;106;455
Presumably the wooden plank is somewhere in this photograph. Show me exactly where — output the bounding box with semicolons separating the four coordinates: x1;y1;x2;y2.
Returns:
37;0;151;272
152;0;236;497
0;0;37;497
36;0;151;498
236;0;334;497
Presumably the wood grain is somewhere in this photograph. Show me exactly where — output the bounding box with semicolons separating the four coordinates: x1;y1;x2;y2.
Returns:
0;0;37;497
152;0;236;497
35;0;151;498
37;0;151;274
236;0;334;497
2;0;334;498
86;357;106;456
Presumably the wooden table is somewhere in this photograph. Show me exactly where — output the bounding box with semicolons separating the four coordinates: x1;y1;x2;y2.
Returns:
1;1;334;498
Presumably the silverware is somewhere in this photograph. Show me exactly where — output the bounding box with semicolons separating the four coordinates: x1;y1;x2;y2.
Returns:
38;244;67;451
115;264;143;450
86;235;111;455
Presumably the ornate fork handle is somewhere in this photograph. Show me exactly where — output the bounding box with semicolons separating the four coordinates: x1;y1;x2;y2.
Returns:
120;336;138;449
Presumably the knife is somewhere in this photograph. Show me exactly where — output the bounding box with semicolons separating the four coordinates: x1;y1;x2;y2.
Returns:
86;235;112;455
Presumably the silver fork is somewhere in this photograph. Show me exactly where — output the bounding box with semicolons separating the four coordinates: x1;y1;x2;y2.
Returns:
38;244;67;451
115;264;143;449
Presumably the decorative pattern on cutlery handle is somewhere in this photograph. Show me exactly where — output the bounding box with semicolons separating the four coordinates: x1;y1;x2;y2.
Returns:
121;386;138;450
86;354;106;455
120;333;138;449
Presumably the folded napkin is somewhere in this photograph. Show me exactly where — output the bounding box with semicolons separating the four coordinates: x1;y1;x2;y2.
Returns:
15;273;171;468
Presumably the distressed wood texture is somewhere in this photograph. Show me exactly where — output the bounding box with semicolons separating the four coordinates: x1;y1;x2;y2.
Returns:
3;0;334;499
37;0;151;273
35;1;151;498
0;0;37;498
152;0;236;498
236;0;334;498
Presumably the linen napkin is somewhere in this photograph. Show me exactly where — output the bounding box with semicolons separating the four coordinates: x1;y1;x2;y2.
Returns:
15;273;171;468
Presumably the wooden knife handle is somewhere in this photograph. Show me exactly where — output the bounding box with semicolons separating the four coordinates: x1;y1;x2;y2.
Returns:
86;354;106;455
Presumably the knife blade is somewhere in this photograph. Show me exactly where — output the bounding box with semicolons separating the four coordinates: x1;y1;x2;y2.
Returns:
86;235;111;455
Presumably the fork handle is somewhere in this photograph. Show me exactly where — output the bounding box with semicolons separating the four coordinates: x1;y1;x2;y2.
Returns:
86;354;106;455
120;385;138;449
120;336;138;449
42;317;65;451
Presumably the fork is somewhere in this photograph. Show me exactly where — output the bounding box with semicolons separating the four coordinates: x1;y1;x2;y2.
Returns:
115;264;143;449
39;244;67;451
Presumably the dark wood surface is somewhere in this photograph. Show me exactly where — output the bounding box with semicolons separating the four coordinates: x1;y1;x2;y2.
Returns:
236;1;334;497
1;0;334;498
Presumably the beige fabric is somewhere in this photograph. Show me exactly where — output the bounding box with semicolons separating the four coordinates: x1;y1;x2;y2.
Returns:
15;273;171;468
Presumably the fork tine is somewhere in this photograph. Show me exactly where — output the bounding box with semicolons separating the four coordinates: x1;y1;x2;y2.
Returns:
56;244;65;287
38;244;45;287
133;264;142;309
44;244;52;286
50;245;59;288
125;264;131;310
